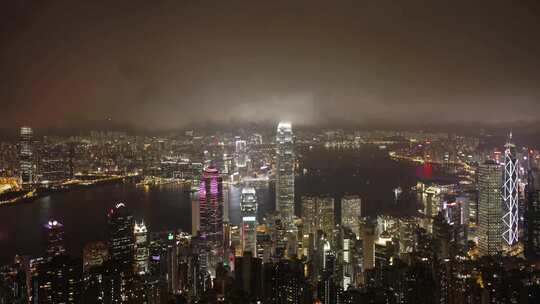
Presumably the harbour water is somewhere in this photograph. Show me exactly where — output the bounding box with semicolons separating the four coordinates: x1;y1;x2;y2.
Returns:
0;146;425;261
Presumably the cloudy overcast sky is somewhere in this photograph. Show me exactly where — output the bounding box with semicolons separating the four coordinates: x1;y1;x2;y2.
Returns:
1;0;540;129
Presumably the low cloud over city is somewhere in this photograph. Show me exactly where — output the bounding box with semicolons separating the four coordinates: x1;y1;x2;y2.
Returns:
2;0;540;129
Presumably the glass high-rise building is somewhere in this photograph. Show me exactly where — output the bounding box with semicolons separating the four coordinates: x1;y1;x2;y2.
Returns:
19;126;33;186
241;187;257;255
398;217;418;258
502;134;519;246
478;161;503;256
301;196;317;236
301;196;335;245
199;166;224;275
45;220;66;257
276;122;295;226
108;203;135;270
341;195;362;237
134;221;149;275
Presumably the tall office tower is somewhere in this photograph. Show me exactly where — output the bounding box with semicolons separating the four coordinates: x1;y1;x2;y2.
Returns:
133;221;149;275
398;217;417;259
45;220;66;257
342;228;357;289
301;196;335;245
443;197;468;227
199;166;224;274
478;161;503;256
318;251;341;304
108;203;135;270
263;213;291;260
433;212;451;259
301;196;318;236
241;187;258;255
525;167;540;260
443;196;469;247
235;137;248;169
319;197;336;246
276;121;295;226
360;219;376;272
19;126;33;186
167;237;179;295
502;133;519;246
341;195;362;237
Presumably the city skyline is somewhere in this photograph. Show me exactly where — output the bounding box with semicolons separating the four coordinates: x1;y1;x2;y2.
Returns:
2;1;540;303
1;121;540;302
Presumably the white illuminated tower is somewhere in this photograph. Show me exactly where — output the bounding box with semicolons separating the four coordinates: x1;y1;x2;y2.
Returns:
19;126;33;186
241;187;257;255
502;133;519;246
235;137;248;169
134;221;149;275
276;122;295;225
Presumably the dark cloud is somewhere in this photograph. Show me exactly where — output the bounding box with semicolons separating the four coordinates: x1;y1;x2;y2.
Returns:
1;0;540;129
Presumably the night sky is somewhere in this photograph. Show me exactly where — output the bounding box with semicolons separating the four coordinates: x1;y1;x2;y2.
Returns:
1;0;540;129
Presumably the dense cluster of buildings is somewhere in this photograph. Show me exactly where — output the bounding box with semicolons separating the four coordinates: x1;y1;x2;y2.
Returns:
1;123;540;303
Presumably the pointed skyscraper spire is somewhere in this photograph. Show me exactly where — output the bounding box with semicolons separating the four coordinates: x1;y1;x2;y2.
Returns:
503;131;519;247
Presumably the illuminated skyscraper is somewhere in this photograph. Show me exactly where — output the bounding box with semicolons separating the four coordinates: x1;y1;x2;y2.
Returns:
502;133;519;246
167;234;180;295
133;221;149;275
19;126;33;186
45;220;66;257
241;187;257;255
301;196;335;245
319;197;335;245
341;195;362;237
398;217;418;258
301;196;317;236
478;161;503;256
108;203;135;270
199;166;224;275
276;122;295;225
342;231;354;288
235;137;248;169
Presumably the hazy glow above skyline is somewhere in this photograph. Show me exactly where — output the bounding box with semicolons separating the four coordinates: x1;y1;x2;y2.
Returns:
1;0;540;129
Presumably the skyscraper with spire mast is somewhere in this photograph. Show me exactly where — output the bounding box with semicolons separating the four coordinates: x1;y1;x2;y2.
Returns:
503;132;519;247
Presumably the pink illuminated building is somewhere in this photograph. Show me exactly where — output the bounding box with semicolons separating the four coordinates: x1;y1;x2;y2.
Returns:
199;166;224;275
